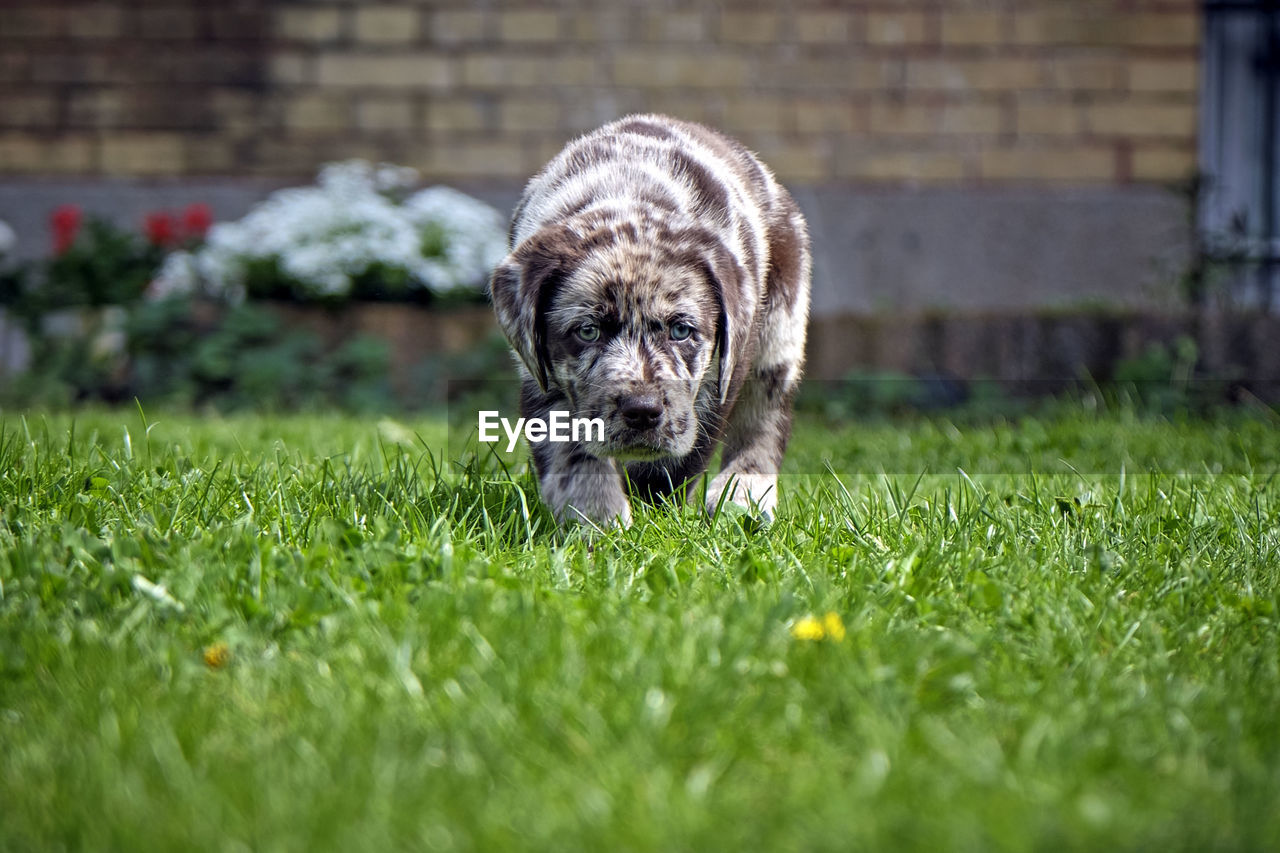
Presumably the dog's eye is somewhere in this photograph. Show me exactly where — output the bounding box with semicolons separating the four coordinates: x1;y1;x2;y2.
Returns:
669;321;694;341
576;323;601;343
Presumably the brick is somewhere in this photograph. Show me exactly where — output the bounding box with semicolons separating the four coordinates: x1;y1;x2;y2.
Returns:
135;7;199;40
357;97;415;130
795;11;852;44
1014;12;1198;48
564;94;649;131
0;134;95;172
0;50;31;84
769;57;896;92
1132;145;1196;181
67;6;124;39
354;7;420;44
429;10;487;44
499;98;562;132
639;95;719;126
184;136;236;173
980;146;1115;182
940;12;1005;46
177;50;263;87
66;89;125;127
722;96;792;132
424;97;489;132
643;10;706;42
795;99;859;134
839;150;968;183
276;8;343;43
614;51;752;89
124;90;219;131
866;12;928;46
532;137;575;170
416;140;537;180
283;94;350;130
497;10;561;43
870;100;1002;135
1122;13;1200;47
906;59;1044;92
207;9;267;40
1015;100;1083;135
566;9;631;42
460;54;597;88
0;93;57;128
270;52;313;85
212;89;260;134
1130;60;1199;94
101;133;186;175
29;52;111;84
944;102;1003;135
868;101;932;134
1086;102;1196;138
753;139;828;182
252;138;360;177
316;54;453;89
1050;57;1126;92
4;8;60;38
718;12;780;44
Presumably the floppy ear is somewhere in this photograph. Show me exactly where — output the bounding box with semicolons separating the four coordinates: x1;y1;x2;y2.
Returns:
488;226;578;392
702;243;749;406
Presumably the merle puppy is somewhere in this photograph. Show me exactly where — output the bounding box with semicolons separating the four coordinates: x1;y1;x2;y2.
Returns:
489;114;811;529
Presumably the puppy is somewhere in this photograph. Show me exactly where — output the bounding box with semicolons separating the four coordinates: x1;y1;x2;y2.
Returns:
489;114;811;529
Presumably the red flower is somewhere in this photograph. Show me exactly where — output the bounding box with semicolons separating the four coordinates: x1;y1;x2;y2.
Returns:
144;211;178;247
51;204;82;254
180;203;213;241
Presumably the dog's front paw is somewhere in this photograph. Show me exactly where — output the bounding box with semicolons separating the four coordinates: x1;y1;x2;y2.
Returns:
706;470;777;523
559;494;633;531
544;471;633;532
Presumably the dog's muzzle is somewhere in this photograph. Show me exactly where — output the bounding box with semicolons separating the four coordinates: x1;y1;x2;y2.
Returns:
602;390;673;458
618;392;663;431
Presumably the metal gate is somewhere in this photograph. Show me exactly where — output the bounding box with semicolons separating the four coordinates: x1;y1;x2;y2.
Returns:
1200;0;1280;311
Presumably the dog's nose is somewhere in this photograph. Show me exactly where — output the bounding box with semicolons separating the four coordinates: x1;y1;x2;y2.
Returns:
618;394;663;430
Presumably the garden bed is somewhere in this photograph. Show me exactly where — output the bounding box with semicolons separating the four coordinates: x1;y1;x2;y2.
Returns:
262;301;497;398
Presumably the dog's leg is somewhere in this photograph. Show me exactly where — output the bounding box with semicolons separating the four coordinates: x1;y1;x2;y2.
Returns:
521;381;632;529
707;203;810;522
707;363;799;520
535;443;632;529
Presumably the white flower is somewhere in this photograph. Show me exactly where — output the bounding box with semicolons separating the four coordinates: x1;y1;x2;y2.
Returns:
148;251;199;300
404;186;509;293
148;160;506;303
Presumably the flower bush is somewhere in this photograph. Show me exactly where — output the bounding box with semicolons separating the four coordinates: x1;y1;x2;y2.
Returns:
153;161;507;304
39;204;171;310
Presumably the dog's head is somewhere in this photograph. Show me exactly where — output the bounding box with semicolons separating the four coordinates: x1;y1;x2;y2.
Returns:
490;220;746;460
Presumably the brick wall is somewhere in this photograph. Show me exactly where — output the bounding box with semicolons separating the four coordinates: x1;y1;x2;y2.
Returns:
0;0;1199;187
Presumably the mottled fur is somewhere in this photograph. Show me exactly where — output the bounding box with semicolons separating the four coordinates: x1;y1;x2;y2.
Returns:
489;114;811;528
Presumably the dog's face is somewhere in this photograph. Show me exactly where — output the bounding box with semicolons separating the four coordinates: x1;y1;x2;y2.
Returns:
491;222;739;461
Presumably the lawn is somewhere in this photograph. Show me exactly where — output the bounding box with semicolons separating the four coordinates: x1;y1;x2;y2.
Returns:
1;405;1278;851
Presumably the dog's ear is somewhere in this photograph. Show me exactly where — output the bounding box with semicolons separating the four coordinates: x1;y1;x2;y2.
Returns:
488;225;579;392
702;243;749;406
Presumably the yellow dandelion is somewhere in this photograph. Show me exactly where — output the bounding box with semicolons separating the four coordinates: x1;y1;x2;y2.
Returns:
202;642;231;669
790;616;827;641
790;612;846;643
822;611;846;642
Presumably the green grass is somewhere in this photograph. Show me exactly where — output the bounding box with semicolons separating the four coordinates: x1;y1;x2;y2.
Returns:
1;405;1278;851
